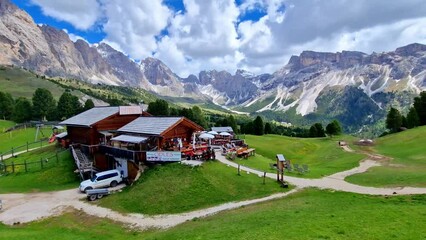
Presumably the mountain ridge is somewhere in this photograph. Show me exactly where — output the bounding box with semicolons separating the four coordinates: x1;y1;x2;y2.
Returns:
1;0;426;133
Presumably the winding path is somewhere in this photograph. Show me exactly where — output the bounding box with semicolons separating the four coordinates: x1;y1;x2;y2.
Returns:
1;146;426;230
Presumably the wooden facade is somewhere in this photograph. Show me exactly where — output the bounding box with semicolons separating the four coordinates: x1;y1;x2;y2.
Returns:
158;118;204;148
66;112;150;145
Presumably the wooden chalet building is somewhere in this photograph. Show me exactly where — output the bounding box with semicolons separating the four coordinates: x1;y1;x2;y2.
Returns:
60;106;150;146
113;117;204;151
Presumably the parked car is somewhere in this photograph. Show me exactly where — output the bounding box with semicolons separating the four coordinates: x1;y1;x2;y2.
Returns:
79;169;122;192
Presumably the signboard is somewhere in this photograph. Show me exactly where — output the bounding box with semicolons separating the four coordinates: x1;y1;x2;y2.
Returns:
146;151;181;162
276;154;285;162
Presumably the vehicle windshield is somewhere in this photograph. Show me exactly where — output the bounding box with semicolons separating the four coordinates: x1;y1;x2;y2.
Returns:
90;175;97;182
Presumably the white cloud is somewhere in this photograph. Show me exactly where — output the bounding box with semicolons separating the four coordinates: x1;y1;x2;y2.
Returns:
101;0;172;59
29;0;426;77
62;29;86;43
30;0;100;30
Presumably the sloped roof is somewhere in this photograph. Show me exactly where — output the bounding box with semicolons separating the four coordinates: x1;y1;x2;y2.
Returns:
119;106;142;115
118;117;183;135
211;126;234;133
60;107;119;127
111;135;148;143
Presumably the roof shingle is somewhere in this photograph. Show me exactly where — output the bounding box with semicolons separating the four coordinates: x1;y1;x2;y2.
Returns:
118;117;183;135
60;107;119;127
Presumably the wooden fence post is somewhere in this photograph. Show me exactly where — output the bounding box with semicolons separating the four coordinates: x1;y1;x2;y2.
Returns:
40;158;43;169
26;141;29;152
237;164;241;176
12;161;15;173
11;147;14;157
24;160;27;172
263;172;266;185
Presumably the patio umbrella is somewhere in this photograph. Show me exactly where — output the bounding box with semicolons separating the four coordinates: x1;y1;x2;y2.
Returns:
199;133;215;139
208;131;218;135
219;132;231;136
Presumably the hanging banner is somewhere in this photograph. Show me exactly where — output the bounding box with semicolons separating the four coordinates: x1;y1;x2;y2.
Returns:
146;151;181;162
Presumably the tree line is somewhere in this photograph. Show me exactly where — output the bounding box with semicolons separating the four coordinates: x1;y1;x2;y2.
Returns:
385;91;426;134
147;100;343;138
0;88;94;123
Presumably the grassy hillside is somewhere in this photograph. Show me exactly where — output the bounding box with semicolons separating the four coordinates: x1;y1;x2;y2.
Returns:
243;134;364;178
0;145;79;193
0;66;84;100
0;65;158;104
97;161;288;215
2;189;426;239
346;126;426;187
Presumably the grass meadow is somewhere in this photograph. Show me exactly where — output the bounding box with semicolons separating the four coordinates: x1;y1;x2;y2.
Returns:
97;161;288;215
346;126;426;187
241;134;364;178
2;189;426;240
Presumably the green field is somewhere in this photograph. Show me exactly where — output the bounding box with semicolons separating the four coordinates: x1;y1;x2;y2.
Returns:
0;126;51;154
346;126;426;187
234;154;276;173
0;145;79;193
97;161;288;215
243;135;364;178
0;120;15;133
2;189;426;239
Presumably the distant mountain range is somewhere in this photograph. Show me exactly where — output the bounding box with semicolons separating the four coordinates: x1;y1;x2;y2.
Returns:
1;0;426;133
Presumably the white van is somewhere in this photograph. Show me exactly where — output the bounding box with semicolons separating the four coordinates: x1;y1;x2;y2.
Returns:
79;169;122;192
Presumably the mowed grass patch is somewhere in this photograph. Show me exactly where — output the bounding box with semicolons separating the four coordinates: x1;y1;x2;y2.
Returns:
97;161;288;215
0;145;79;193
234;154;276;173
346;126;426;187
2;189;426;240
0;210;145;240
0;127;50;153
244;135;364;178
0;120;15;132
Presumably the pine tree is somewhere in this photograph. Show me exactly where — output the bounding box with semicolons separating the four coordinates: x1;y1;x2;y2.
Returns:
0;91;14;120
406;107;420;129
147;99;169;116
83;99;95;111
264;122;272;134
386;107;402;133
326;120;342;137
413;91;426;126
57;92;82;120
191;106;208;128
12;97;32;123
32;88;56;121
253;116;264;135
227;115;238;134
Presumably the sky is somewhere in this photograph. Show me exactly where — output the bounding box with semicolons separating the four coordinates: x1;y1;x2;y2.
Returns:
11;0;426;78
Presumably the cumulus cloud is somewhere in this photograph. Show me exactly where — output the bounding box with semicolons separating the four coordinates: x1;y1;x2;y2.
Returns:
101;0;172;59
29;0;426;76
30;0;100;30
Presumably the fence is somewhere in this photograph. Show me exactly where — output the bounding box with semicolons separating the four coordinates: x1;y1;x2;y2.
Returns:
0;139;49;161
0;149;69;174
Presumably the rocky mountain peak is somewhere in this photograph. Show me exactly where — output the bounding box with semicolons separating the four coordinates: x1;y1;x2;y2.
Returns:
395;43;426;57
0;0;18;15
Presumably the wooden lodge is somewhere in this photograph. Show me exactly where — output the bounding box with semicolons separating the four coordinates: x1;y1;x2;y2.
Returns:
60;106;150;146
114;116;204;151
60;111;205;181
